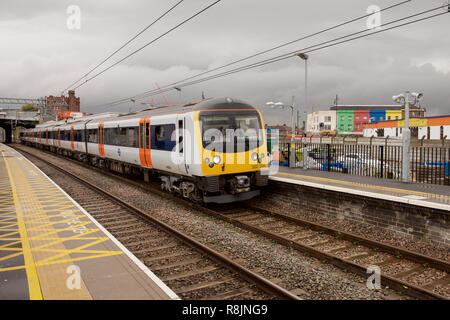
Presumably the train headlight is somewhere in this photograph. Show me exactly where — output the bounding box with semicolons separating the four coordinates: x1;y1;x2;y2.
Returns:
208;162;214;168
251;152;258;161
213;155;221;164
204;158;210;164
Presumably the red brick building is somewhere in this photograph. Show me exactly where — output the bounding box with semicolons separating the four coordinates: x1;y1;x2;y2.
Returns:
46;90;80;113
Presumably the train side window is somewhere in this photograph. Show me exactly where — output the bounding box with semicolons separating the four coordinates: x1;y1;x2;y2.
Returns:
105;128;111;145
105;127;120;145
139;123;145;149
178;120;183;153
77;130;84;142
145;123;150;149
151;124;176;151
88;129;98;143
120;127;137;147
126;127;138;148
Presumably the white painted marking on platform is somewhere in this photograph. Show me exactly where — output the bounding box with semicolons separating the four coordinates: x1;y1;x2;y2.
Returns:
402;195;429;200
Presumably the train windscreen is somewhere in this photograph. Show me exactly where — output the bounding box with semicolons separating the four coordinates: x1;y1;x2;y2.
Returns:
199;110;263;153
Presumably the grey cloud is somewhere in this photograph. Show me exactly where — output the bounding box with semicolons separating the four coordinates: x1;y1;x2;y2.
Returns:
1;0;449;125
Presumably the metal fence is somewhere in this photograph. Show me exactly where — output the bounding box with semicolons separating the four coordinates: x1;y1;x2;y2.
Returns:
277;141;450;185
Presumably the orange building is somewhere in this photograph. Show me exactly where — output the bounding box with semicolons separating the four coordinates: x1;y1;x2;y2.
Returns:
363;115;450;140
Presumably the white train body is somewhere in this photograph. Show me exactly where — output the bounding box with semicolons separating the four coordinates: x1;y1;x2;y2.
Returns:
21;98;269;203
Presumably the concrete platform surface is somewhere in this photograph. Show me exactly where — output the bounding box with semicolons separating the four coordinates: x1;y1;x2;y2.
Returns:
0;143;179;300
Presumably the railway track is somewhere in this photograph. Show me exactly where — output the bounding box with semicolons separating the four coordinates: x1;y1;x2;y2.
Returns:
14;144;450;300
212;205;450;300
15;146;299;300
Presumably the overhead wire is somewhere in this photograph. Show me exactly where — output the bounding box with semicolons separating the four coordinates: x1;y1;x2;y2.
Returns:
118;0;412;101
61;0;185;94
72;0;222;91
98;4;449;110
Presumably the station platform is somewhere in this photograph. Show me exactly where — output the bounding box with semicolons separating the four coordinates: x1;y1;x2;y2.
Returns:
270;166;450;212
0;143;179;300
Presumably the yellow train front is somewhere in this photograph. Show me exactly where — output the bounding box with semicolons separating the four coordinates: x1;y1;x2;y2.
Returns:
188;98;269;203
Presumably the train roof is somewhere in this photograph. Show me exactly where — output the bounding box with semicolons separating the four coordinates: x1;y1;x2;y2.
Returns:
31;98;258;129
110;97;258;120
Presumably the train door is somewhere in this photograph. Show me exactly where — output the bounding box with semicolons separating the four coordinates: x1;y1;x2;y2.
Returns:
70;126;75;151
139;118;152;168
98;123;105;157
177;115;188;174
45;129;48;145
57;128;61;147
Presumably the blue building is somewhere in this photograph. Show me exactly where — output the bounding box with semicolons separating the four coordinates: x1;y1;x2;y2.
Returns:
369;110;386;123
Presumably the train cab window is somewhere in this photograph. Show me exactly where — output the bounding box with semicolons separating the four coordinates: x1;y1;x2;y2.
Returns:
199;111;262;152
151;124;176;151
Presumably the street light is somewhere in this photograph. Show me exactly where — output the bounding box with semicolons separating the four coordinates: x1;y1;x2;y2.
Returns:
392;91;423;183
266;97;296;168
296;53;309;123
130;99;136;113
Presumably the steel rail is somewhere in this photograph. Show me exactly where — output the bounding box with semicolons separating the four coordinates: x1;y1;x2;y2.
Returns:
14;144;449;300
13;145;301;300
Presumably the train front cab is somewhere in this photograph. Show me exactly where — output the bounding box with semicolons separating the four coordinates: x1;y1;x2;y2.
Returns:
194;108;269;203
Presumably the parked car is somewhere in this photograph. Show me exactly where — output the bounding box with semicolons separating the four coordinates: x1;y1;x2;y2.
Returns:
336;153;380;167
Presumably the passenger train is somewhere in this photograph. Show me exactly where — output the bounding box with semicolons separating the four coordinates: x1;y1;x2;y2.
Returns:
20;98;269;203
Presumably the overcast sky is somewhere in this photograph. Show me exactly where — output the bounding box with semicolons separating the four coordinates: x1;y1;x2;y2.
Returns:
1;0;449;125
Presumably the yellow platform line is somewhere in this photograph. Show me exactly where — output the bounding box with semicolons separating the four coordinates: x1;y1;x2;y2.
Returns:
277;171;450;200
32;229;106;251
0;251;22;262
0;265;26;272
0;240;22;249
2;150;43;300
37;238;120;264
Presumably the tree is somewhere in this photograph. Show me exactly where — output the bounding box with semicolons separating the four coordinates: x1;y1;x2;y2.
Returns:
21;104;38;111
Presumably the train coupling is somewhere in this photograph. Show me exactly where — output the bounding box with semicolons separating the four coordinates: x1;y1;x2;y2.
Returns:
230;175;251;194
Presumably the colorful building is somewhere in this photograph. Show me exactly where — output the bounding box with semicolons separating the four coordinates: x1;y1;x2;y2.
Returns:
353;110;370;134
386;110;402;121
327;105;425;136
363;115;450;140
336;110;354;135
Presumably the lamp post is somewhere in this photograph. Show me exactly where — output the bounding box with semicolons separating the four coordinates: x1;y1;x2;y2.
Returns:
130;99;136;113
296;53;309;120
266;97;296;168
174;86;182;104
392;91;423;183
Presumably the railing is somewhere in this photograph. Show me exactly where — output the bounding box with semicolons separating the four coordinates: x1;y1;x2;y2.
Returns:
276;140;450;185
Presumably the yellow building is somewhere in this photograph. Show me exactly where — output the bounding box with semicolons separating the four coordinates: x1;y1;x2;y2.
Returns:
385;110;402;121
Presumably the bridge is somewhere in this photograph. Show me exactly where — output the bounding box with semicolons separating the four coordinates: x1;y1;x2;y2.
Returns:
0;97;53;143
0;109;40;143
